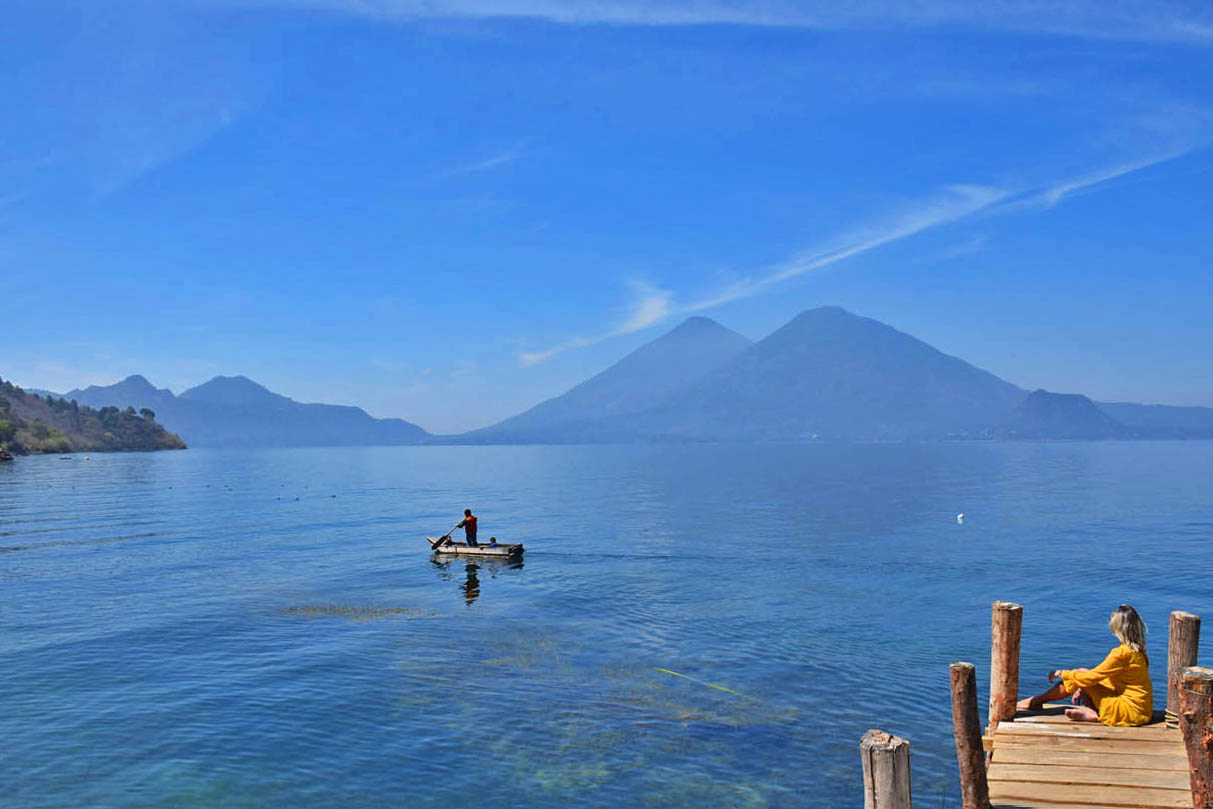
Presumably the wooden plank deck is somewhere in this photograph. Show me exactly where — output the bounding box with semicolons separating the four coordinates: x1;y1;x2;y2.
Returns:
985;706;1192;809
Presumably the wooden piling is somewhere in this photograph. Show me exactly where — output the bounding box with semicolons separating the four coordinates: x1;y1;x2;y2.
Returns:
988;601;1023;729
1167;611;1201;728
860;729;912;809
1179;666;1213;809
950;662;991;809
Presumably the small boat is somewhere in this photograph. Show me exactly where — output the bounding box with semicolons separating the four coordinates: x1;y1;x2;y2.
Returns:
426;537;524;558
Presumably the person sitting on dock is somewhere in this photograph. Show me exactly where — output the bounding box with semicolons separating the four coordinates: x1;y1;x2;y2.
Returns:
1015;604;1153;726
456;509;478;547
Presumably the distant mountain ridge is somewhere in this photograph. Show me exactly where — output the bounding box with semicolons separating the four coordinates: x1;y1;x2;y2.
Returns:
470;307;1027;442
465;316;752;442
1096;401;1213;438
634;306;1026;440
1000;390;1129;439
26;307;1213;447
464;307;1213;443
0;376;185;455
180;376;297;407
65;375;428;448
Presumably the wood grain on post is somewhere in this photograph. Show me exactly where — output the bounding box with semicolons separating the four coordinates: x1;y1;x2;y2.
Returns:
860;729;912;809
1179;666;1213;809
950;663;991;809
989;601;1023;729
1167;611;1202;728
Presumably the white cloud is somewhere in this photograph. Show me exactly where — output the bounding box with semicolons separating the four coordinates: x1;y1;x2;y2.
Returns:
517;281;671;366
236;0;1213;43
683;183;1008;311
515;151;1199;365
613;281;672;335
441;140;530;177
518;336;593;367
1028;151;1189;209
516;186;1004;365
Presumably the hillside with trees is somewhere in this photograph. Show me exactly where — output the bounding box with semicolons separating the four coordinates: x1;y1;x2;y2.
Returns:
0;376;186;456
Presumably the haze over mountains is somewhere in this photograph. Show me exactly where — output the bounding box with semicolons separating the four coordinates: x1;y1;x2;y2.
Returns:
464;316;753;443
629;306;1026;441
30;307;1213;446
65;375;428;448
466;306;1213;442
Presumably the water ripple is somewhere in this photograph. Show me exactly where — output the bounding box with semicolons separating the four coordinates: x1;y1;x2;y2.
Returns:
2;443;1212;808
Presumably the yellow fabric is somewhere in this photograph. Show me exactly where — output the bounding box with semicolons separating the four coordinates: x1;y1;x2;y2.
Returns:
1061;644;1153;727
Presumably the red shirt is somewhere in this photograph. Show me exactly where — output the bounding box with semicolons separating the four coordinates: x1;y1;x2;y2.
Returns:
462;515;477;535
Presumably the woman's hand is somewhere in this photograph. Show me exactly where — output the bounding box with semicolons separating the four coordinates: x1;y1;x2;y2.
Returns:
1048;669;1062;681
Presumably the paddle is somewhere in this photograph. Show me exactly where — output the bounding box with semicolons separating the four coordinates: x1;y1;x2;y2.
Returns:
428;521;462;551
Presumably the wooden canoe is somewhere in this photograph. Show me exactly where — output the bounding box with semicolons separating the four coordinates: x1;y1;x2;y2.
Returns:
426;537;524;558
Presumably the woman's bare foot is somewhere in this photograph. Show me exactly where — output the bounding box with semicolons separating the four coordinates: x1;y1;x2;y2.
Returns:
1016;696;1045;712
1064;706;1099;722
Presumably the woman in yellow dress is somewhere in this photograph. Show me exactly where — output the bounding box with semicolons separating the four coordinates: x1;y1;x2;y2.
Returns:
1015;604;1153;726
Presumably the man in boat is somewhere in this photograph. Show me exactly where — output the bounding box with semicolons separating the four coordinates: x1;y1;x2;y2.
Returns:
456;509;478;546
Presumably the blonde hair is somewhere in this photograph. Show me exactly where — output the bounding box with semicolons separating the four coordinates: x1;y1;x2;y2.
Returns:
1109;604;1148;657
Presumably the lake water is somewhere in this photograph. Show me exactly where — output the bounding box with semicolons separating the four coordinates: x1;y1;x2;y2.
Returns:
3;442;1212;808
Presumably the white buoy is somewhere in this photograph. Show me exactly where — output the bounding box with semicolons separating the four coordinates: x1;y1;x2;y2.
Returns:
957;513;964;525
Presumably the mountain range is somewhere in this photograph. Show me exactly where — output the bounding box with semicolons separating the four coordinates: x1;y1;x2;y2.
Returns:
26;306;1213;446
462;316;754;443
462;306;1213;442
1;376;186;455
63;375;428;448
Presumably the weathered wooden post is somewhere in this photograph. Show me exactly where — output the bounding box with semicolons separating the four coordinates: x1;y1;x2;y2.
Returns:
860;729;912;809
1179;667;1213;809
988;601;1023;730
1167;611;1202;728
951;662;992;809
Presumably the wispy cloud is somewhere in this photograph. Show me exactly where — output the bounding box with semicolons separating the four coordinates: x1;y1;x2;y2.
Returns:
243;0;1213;43
614;281;673;333
441;140;530;178
965;150;1196;225
677;184;1009;312
518;338;590;367
518;281;672;366
1019;151;1190;209
515;151;1196;365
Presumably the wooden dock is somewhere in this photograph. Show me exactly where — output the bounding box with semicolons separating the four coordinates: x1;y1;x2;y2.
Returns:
861;606;1210;809
985;706;1191;809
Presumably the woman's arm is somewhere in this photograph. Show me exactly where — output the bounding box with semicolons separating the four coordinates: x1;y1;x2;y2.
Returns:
1062;648;1128;689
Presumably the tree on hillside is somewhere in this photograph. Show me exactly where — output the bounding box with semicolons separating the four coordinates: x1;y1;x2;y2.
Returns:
140;408;156;422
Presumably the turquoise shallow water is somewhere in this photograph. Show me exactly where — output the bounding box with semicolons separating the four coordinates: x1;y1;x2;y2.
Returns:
3;442;1212;808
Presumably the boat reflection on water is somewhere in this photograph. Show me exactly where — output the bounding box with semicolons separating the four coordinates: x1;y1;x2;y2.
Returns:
430;555;523;606
461;564;480;604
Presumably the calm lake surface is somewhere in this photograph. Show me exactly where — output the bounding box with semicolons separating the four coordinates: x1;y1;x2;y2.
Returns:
3;443;1212;808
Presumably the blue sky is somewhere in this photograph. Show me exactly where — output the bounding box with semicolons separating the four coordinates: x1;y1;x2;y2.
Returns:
3;1;1211;433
